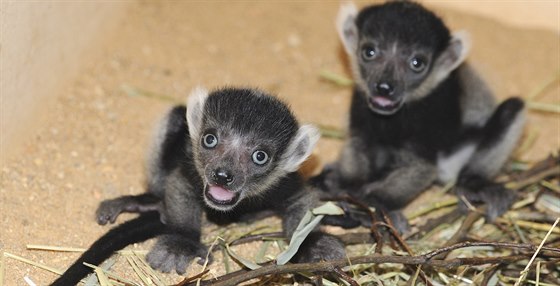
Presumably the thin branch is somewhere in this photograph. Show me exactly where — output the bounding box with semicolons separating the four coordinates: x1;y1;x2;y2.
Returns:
327;195;385;252
175;269;210;286
333;266;359;286
183;240;560;286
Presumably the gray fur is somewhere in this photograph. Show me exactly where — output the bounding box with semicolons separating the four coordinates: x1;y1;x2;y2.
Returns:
94;87;344;275
318;1;526;225
467;108;526;177
457;64;496;126
410;32;471;102
362;151;438;209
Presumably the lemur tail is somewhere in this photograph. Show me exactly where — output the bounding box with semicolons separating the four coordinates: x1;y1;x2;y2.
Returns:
50;212;165;286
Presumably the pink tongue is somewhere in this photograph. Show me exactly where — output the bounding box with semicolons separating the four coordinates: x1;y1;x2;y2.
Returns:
208;186;235;201
373;96;394;107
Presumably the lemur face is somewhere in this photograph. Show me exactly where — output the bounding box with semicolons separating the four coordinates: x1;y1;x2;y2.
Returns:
337;1;462;116
186;87;319;212
355;39;434;115
196;126;282;211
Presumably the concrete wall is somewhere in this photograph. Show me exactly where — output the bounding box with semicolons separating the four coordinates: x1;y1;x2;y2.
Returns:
1;2;129;164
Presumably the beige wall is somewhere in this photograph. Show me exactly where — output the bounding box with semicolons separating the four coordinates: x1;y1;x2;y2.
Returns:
1;2;129;164
428;1;559;32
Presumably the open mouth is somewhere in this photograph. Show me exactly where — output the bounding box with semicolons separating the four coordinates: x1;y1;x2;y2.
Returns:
368;96;403;114
205;185;239;206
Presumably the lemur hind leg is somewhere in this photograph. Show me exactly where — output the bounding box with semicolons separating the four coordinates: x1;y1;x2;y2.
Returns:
456;98;525;220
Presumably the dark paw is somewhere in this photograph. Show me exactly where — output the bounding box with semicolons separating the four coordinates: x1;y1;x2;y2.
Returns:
146;235;212;274
309;164;343;194
321;214;361;229
321;201;361;229
386;210;410;234
456;183;516;221
291;233;345;263
96;199;125;225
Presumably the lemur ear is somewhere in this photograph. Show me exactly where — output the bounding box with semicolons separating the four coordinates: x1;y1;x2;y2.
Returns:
186;86;209;142
433;31;471;80
337;1;359;55
280;124;321;173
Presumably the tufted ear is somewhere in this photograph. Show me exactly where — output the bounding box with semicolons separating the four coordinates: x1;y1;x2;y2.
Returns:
412;31;471;100
280;124;321;173
432;31;471;83
336;1;359;56
186;86;209;142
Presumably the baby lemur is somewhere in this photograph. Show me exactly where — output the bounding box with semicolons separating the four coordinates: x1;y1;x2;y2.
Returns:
51;87;345;285
316;1;525;224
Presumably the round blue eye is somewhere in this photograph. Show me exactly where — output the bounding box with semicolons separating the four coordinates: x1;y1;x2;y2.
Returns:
202;134;218;148
252;150;269;165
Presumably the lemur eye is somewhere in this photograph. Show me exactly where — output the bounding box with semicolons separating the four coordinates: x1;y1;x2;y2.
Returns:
202;134;218;149
361;46;377;61
410;57;427;72
252;150;269;165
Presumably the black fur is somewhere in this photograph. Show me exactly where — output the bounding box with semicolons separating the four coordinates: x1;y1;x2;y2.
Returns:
50;212;165;286
319;1;525;228
51;87;344;284
357;1;451;56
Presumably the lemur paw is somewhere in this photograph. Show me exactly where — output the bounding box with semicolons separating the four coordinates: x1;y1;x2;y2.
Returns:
456;183;516;222
386;210;410;234
146;235;212;275
291;233;345;263
321;201;362;229
309;164;343;194
96;199;125;225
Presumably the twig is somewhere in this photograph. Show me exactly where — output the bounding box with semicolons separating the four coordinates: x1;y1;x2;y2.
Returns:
186;251;555;286
527;102;560;114
410;208;463;240
378;212;433;286
120;84;178;103
508;152;559;182
507;167;560;190
175;269;210;286
514;217;560;286
328;195;385;253
317;124;346;140
3;252;63;275
319;70;354;87
423;241;560;260
379;211;414;255
527;70;560;100
333;266;359;286
229;232;283;246
445;211;483;247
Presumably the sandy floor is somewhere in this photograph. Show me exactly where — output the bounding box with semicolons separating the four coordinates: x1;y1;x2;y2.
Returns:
1;2;559;285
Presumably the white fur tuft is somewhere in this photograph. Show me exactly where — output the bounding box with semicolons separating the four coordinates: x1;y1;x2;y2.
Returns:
186;86;209;142
449;30;471;71
281;124;321;173
336;1;359;54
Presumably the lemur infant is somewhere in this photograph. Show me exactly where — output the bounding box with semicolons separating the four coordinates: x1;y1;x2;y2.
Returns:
51;87;345;285
315;1;525;226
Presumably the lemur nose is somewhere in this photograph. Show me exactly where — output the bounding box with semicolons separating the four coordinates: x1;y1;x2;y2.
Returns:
213;168;234;186
375;82;395;96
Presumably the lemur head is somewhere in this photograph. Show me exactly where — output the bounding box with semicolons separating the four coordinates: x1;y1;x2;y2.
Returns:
186;87;320;211
337;1;470;115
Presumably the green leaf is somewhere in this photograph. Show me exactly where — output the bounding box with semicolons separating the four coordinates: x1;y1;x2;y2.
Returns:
225;244;261;270
276;202;345;265
312;201;344;216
